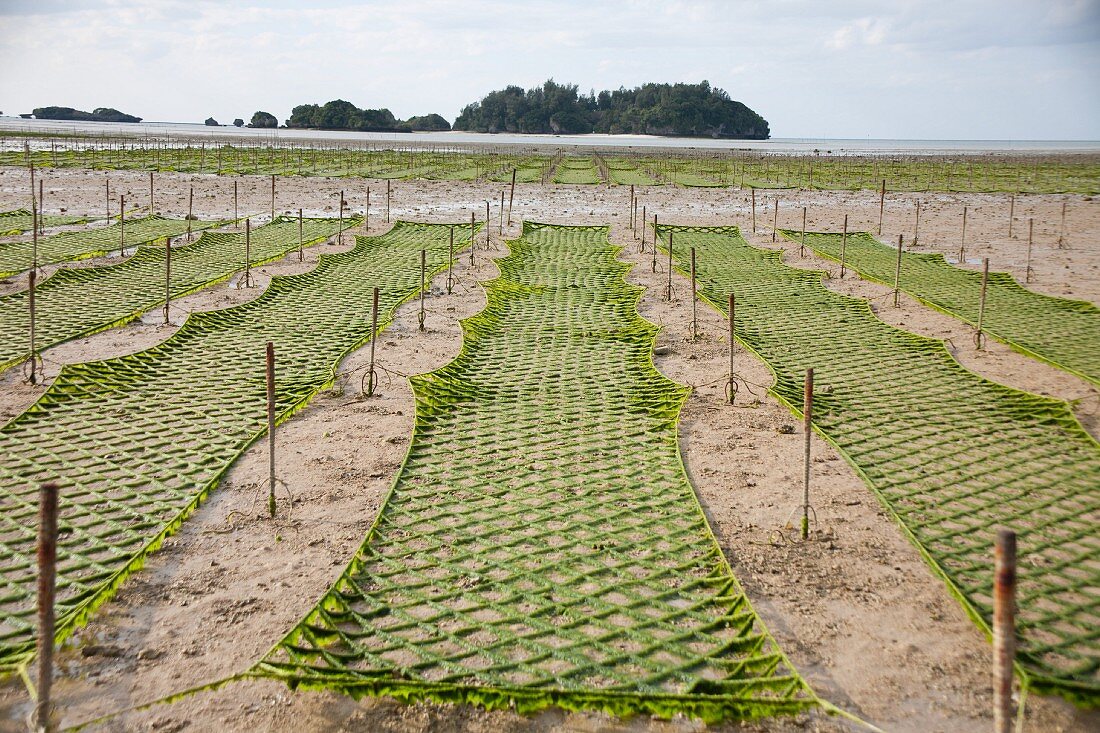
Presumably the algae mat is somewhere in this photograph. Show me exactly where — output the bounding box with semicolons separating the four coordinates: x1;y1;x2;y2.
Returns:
781;229;1100;387
0;222;476;675
0;209;89;237
253;222;819;723
0;215;360;374
657;225;1099;705
0;215;224;278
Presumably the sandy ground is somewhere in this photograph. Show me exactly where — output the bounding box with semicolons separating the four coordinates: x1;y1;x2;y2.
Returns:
0;169;1097;732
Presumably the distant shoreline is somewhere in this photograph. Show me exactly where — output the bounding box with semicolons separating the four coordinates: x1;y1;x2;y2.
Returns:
2;117;1098;156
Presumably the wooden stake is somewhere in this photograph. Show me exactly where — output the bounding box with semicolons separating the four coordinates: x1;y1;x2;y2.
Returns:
802;368;813;540
1058;201;1067;249
31;197;38;270
163;233;171;325
727;293;736;405
690;246;697;339
507;168;516;226
266;342;277;517
244;219;253;287
149;170;154;215
469;212;475;265
419;248;427;331
771;199;779;242
447;226;454;294
365;188;370;233
297;209;304;262
651;214;658;273
366;287;380;396
751;188;756;233
38;179;44;236
800;207;807;257
119;195;125;256
977;257;989;349
640;205;647;250
877;179;885;235
499;190;504;235
1025;219;1034;284
840;215;848;278
105;178;110;224
385;180;391;223
960;205;968;263
270;174;276;220
27;269;38;385
633;197;639;240
913;199;921;247
894;234;903;307
187;186;194;241
233;180;238;227
35;481;59;733
665;230;674;301
1008;194;1015;238
629;185;635;229
338;190;344;245
485;200;491;248
993;529;1017;733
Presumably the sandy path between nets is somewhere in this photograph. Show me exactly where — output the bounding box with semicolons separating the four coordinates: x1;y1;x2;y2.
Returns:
0;169;1096;732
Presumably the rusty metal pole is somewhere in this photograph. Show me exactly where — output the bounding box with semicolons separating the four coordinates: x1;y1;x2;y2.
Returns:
35;481;59;733
507;168;516;226
840;214;849;278
1025;219;1034;284
447;226;454;294
893;234;903;307
977;257;990;349
266;342;276;518
993;529;1017;733
419;248;427;332
802;368;813;540
727;293;736;405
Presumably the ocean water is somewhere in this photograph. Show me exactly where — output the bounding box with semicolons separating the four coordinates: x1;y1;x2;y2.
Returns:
2;117;1098;155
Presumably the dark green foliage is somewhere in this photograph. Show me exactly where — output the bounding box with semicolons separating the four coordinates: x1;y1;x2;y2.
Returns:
32;106;142;123
453;80;769;139
233;118;244;127
285;100;449;132
249;111;278;128
204;117;218;126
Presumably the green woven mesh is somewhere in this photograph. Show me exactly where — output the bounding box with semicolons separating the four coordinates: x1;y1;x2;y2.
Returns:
552;158;602;185
656;225;1100;705
0;215;360;374
0;222;476;675
778;229;1100;387
252;222;818;724
0;209;89;237
0;215;224;278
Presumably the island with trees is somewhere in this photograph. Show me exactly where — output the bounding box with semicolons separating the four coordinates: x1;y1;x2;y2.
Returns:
453;80;769;139
31;106;142;123
283;100;452;132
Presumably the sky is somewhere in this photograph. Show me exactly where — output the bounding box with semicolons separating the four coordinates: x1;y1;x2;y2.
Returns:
0;0;1098;140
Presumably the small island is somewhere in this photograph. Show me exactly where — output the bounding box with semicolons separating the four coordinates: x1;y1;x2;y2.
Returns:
31;106;142;123
454;80;769;139
284;101;452;132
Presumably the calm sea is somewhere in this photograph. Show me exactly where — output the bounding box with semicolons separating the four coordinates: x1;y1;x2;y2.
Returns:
2;117;1098;155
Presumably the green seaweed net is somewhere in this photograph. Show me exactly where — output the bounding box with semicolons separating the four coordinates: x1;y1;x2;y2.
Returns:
0;215;360;374
252;222;819;724
0;209;89;237
657;224;1099;706
778;229;1100;387
0;222;476;676
0;215;224;278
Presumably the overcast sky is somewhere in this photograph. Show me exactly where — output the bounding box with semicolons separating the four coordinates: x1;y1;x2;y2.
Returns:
1;0;1098;140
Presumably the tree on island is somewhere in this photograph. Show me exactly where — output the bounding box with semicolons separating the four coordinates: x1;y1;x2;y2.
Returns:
453;80;769;139
249;111;278;128
205;117;219;126
233;119;244;127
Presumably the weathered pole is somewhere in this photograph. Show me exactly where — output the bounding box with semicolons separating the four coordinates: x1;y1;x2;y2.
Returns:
34;481;59;733
993;529;1017;733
